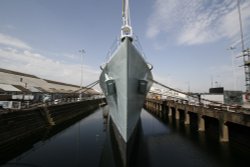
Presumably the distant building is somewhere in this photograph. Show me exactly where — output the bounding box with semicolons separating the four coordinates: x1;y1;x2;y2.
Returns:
201;87;243;106
209;87;224;94
0;68;100;103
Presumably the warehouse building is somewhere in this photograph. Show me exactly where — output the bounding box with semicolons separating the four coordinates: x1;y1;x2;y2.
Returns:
0;68;100;109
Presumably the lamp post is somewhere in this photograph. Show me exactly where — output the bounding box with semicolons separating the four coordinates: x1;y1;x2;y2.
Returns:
228;46;236;90
79;49;85;100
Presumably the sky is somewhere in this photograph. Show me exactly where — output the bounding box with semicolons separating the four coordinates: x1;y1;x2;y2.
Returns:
0;0;250;93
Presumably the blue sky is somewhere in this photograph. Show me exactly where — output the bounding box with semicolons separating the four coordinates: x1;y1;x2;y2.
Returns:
0;0;250;92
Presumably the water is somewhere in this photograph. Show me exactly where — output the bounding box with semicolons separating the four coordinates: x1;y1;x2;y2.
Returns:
1;107;249;167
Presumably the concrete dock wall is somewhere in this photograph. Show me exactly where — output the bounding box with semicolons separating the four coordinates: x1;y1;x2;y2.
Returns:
144;99;250;145
46;99;103;125
0;99;104;147
0;108;47;145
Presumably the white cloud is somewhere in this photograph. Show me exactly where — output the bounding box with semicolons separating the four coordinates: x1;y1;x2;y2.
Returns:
0;47;100;86
0;33;31;50
147;0;250;46
0;32;100;86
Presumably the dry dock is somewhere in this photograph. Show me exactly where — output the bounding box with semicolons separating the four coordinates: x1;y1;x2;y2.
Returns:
0;99;105;158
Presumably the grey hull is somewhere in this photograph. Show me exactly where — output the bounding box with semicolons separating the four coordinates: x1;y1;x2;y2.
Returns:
99;37;153;142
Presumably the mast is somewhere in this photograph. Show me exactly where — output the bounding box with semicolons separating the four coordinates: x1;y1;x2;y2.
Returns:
237;0;245;51
237;0;250;93
121;0;133;39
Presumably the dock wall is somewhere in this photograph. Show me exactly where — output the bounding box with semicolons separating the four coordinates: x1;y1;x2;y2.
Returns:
0;99;104;153
144;99;250;146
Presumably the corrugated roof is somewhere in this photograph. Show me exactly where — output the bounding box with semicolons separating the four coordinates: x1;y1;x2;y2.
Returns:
0;83;21;92
0;68;98;95
49;88;58;93
35;87;47;93
86;89;101;95
79;88;101;95
45;79;80;88
12;85;31;93
28;87;42;93
0;68;39;79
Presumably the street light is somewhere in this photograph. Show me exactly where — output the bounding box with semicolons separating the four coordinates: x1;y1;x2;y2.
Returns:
79;49;85;100
227;46;237;90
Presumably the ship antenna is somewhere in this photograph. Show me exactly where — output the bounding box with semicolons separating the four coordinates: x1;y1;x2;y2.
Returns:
121;0;133;40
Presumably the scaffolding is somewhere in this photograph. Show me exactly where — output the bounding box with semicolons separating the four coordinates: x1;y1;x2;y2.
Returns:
243;48;250;92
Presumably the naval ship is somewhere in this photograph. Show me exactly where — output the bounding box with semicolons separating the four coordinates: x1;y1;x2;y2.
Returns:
99;0;153;143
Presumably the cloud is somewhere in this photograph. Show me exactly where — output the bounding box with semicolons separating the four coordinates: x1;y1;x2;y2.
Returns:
0;44;100;87
147;0;250;46
0;32;100;86
0;33;31;50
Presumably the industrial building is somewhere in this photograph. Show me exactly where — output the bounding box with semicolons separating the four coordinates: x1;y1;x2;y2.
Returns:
0;68;101;109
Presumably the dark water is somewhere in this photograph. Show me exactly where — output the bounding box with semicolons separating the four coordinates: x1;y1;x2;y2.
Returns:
2;107;249;167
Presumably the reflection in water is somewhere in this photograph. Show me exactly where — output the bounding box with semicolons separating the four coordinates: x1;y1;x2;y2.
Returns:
2;109;105;167
1;107;249;167
99;116;148;167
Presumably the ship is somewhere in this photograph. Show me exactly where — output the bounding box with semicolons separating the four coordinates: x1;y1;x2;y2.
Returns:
99;0;153;143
